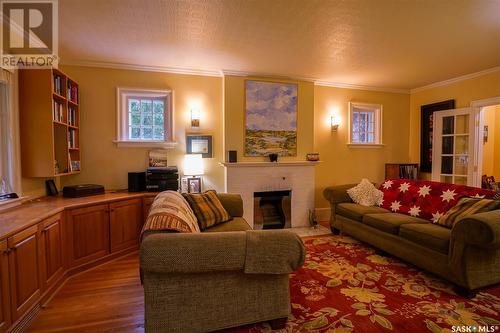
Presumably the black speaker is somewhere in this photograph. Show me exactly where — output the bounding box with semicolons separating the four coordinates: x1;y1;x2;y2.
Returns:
128;172;146;192
227;150;237;163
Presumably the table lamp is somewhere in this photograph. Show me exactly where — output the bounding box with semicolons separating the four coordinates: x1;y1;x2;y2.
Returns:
183;154;204;193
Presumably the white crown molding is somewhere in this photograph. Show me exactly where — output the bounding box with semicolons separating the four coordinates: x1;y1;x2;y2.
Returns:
59;59;223;77
410;66;500;94
223;70;410;93
221;69;316;82
314;80;410;94
61;59;500;95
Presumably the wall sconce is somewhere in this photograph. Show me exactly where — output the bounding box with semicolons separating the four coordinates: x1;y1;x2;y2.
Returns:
331;115;340;132
191;109;200;128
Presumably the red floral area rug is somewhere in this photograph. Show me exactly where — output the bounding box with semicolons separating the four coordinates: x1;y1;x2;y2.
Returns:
225;235;500;333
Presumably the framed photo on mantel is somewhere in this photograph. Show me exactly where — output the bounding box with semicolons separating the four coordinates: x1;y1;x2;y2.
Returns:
420;99;455;173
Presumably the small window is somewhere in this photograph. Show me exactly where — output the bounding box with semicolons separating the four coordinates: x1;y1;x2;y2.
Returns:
349;102;382;146
116;88;175;147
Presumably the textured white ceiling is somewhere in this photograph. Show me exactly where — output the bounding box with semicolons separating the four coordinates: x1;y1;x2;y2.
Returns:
59;0;500;90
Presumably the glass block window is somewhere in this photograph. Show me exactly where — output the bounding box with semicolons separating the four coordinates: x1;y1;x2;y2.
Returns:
128;98;166;140
117;88;172;144
349;103;382;145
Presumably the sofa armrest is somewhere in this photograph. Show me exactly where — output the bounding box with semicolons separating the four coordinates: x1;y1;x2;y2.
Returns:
452;210;500;247
244;230;305;274
140;230;305;274
217;193;244;217
323;184;356;204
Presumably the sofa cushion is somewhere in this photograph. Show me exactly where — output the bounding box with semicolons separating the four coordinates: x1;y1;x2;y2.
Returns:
363;213;428;235
337;203;388;222
347;179;383;206
399;223;451;254
183;190;232;230
204;217;251;232
437;197;500;228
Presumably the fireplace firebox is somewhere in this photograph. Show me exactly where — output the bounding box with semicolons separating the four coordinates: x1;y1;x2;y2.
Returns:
253;190;291;229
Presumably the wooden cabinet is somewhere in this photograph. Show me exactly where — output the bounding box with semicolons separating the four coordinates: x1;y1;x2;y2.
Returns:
39;214;64;291
385;163;419;180
7;226;41;321
0;241;11;333
110;199;142;252
143;197;155;222
67;204;110;268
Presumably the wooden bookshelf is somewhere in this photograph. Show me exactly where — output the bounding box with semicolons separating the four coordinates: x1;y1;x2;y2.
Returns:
385;163;419;180
19;68;81;177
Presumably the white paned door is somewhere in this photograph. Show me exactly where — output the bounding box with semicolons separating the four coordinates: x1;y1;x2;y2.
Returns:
431;108;475;186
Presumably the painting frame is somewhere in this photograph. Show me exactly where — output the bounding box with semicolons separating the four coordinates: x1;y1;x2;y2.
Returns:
244;79;298;157
186;134;213;158
420;99;455;173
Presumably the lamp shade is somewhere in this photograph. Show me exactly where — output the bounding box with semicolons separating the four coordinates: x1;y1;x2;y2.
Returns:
184;154;204;176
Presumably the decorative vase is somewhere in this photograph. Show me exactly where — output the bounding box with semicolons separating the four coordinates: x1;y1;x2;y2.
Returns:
269;153;278;162
306;153;320;161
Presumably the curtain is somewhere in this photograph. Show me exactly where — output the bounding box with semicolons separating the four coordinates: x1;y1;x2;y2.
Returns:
0;69;21;195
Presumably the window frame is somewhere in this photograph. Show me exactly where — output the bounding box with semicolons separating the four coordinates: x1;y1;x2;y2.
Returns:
348;102;384;148
115;88;176;148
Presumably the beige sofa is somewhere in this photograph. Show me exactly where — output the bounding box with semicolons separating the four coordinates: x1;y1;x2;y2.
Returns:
324;184;500;296
140;193;305;333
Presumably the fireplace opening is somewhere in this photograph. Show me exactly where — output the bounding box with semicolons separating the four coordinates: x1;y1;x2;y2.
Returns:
253;190;291;229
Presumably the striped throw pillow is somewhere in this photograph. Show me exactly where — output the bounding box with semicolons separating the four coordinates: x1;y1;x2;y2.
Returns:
493;192;500;201
183;190;232;230
437;197;500;228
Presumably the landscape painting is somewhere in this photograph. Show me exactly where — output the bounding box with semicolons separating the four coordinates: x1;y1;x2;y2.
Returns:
245;80;298;156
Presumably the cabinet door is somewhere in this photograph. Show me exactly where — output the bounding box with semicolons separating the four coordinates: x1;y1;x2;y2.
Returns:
110;199;142;252
67;204;110;268
0;241;11;332
40;213;64;291
7;225;41;321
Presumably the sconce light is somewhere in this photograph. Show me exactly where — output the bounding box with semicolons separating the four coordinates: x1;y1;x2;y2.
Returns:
331;115;340;132
191;109;200;128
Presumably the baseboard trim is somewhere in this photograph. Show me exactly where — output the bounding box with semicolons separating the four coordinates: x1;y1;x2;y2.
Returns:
315;208;331;222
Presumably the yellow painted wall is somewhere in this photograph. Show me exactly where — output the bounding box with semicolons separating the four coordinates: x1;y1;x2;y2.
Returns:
314;85;411;207
409;70;500;181
223;76;314;162
54;65;225;191
482;105;497;177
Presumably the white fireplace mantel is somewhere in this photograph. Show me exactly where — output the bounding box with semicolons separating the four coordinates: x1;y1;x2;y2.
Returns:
221;161;318;228
219;161;320;168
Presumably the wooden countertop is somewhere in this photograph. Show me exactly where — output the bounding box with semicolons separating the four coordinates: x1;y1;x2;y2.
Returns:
0;191;158;241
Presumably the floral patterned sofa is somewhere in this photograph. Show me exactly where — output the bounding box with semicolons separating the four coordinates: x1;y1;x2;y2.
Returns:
324;179;500;296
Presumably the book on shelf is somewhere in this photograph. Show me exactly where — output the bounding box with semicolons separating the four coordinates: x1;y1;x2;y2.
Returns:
68;107;77;126
53;75;62;95
399;165;418;179
68;128;77;148
53;100;64;122
67;81;78;104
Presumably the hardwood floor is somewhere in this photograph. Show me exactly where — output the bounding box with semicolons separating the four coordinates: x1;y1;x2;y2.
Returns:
27;221;332;332
27;253;144;333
